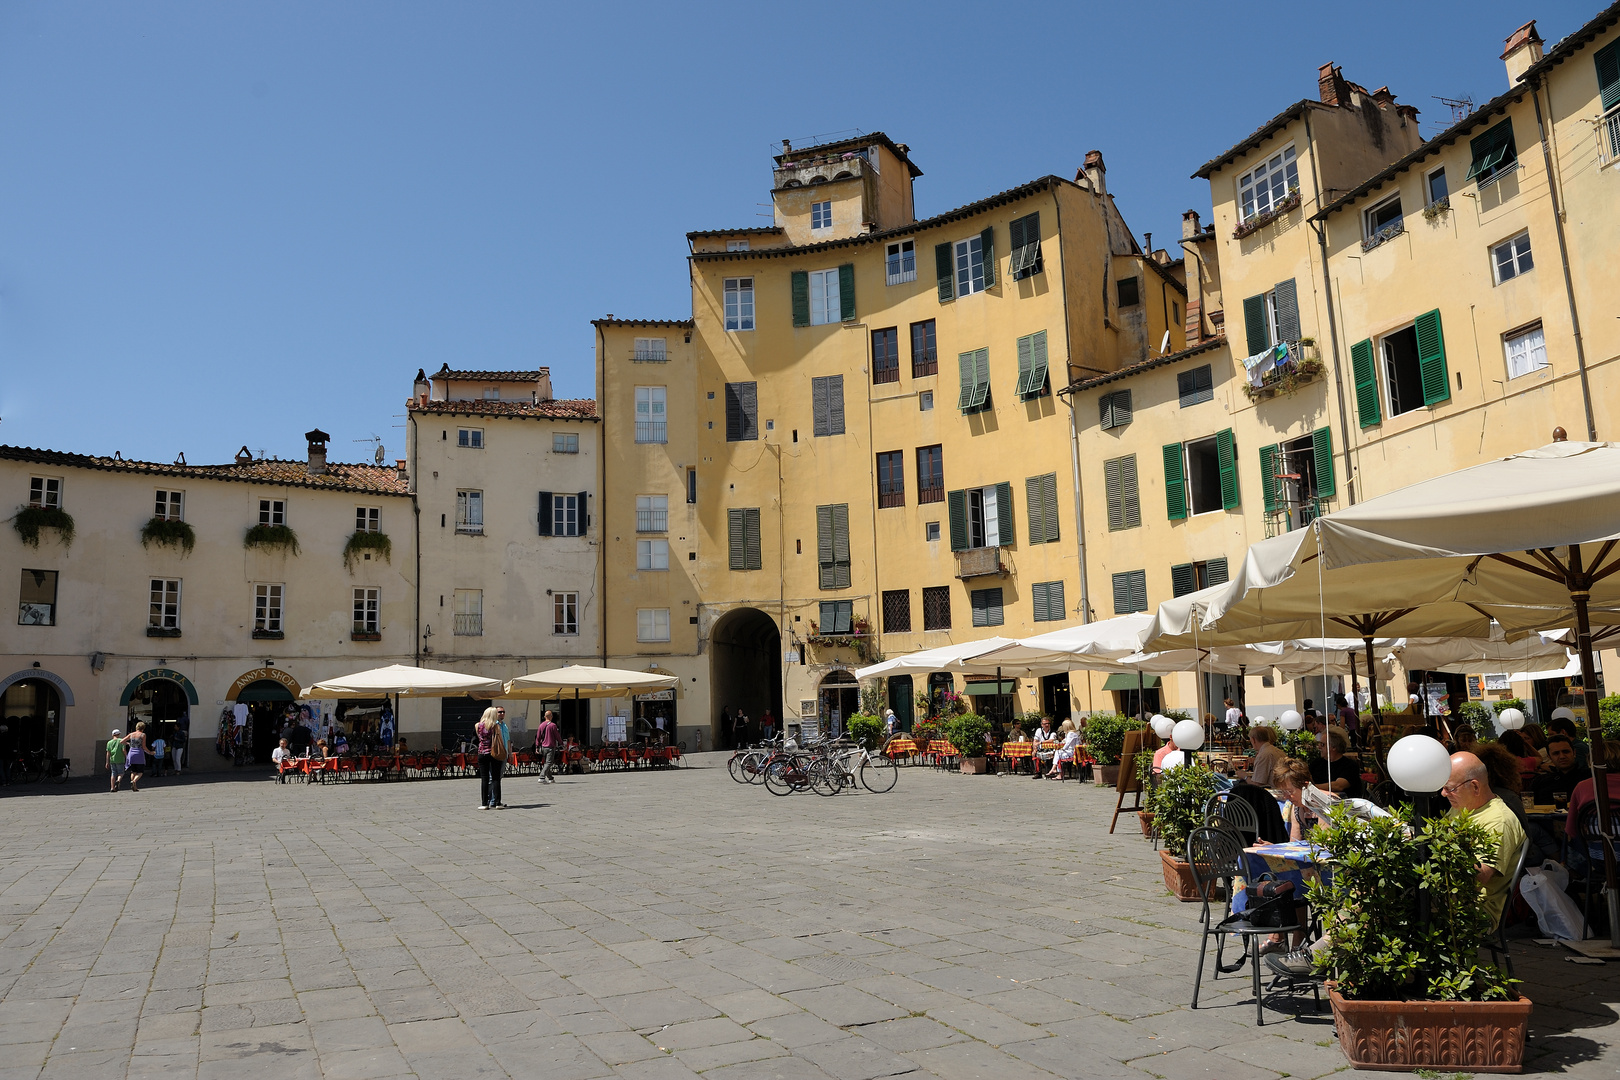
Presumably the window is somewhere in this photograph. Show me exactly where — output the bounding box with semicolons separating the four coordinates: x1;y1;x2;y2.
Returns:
724;277;755;331
1364;195;1404;244
725;239;750;252
1465;119;1517;186
455;490;483;534
877;451;905;508
811;375;845;436
149;578;181;631
1184;435;1226;516
922;586;952;630
882;589;911;633
970;587;1004;628
457;428;484;449
1504;323;1548;380
634;337;667;362
538;491;583;536
1261;430;1335;521
1600;39;1620;160
949;483;1012;550
1104;455;1141;531
1170;558;1230;598
636;495;668;533
18;569;57;626
818;600;854;635
1163;430;1238;519
1008;212;1042;279
28;477;61;509
871;327;899;384
886;240;916;285
1492;232;1533;284
637;608;671;642
637;539;670;571
1426;166;1449;205
957;348;991;413
686;467;697;505
1015;331;1049;398
1376;310;1451;417
808;268;841;325
954;235;987;297
253;583;283;635
910;319;937;376
920;443;946;501
454;590;483;636
1024;472;1059;544
919;391;934;411
154;490;184;521
727;508;762;570
1099;389;1132;429
725;382;758;441
1177;365;1214;407
1381;326;1424;417
553;592;579;635
1116;276;1141;308
553;432;579;454
635;386;667;443
356;506;380;533
1238;145;1298;222
811;200;832;232
259;499;286;527
816;504;851;589
1031;580;1065;623
924;521;941;543
1241;279;1300;353
352;587;380;635
483;388;500;400
1112;570;1148;614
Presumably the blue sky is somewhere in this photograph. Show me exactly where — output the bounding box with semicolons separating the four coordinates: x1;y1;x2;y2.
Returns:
0;0;1599;465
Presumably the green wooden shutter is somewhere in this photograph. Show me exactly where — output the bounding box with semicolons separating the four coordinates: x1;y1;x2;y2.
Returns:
1415;308;1450;406
959;349;989;411
1030;581;1047;623
1015;331;1047;396
1041;581;1064;622
975;349;990;407
936;243;955;302
1171;563;1196;598
1205;557;1229;587
1273;279;1300;343
838;263;856;321
1466;120;1515;181
791;271;810;327
947;490;968;551
1351;338;1381;427
1113;571;1145;614
1243;294;1269;355
1216;428;1239;510
728;509;747;570
817;505;835;588
1259;444;1280;513
1100;389;1132;429
827;374;844;434
1026;474;1048;541
1312;427;1336;500
745;508;761;570
1162;443;1187;521
1016;334;1033;395
979;227;995;287
1598;39;1620;111
1041;472;1058;543
1105;459;1124;530
537;491;553;536
831;504;851;588
995;481;1014;546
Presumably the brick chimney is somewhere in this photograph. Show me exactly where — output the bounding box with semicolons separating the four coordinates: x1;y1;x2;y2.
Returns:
1080;150;1106;197
1318;63;1350;107
1181;209;1202;240
1502;20;1544;85
305;428;330;477
395;458;409;483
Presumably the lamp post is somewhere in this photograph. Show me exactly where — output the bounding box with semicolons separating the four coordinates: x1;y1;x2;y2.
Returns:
1386;734;1453;926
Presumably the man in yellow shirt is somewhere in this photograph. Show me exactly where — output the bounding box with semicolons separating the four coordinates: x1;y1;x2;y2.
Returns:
1444;751;1527;925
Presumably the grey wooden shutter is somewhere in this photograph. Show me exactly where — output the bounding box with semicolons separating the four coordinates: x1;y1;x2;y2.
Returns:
1171;563;1196;598
1120;455;1140;529
1105;459;1125;531
995;482;1014;546
826;375;844;434
831;504;851;588
1205;557;1230;588
1026;474;1048;542
1272;279;1300;343
979;227;995;288
738;382;758;439
791;271;810;326
817;505;836;588
744;508;761;570
1016;334;1033;396
728;509;747;570
838;263;856;321
1112;570;1146;615
812;377;829;437
537;492;553;536
1100;389;1132;429
936;243;954;302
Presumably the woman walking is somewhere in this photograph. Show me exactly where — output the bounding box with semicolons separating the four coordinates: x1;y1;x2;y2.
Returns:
123;721;150;792
475;706;507;810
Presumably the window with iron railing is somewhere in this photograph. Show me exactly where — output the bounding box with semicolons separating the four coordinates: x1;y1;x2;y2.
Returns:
633;337;667;362
635;386;667;443
636;495;668;532
877;451;904;508
454;590;482;636
910;320;937;377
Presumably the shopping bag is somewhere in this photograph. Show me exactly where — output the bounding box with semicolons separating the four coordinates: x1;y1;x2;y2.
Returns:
1520;863;1588;940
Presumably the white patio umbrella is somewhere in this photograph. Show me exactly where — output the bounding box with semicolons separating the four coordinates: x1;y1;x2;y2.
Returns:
503;665;680;699
309;664;504;698
852;638;1020;680
969;614;1156;669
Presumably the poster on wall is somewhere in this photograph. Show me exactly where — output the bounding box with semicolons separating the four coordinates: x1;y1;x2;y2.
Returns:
1466;675;1484;701
800;718;819;742
605;715;627;743
1484;673;1511;692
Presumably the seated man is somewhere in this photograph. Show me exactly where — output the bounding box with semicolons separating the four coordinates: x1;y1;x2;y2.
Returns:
1532;734;1584;806
270;738;293;784
1310;726;1364;799
1445;751;1528;927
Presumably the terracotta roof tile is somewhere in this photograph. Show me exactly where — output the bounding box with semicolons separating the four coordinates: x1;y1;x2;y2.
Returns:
1060;338;1229;394
0;445;410;495
685;227;784;239
432;364;548;382
590;318;694;328
408;398;599;421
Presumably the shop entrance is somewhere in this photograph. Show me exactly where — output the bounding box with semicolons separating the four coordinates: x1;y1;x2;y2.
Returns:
634;692;676;745
1040;674;1071;722
2;678;63;759
887;675;914;731
235;680;296;763
710;607;782;745
127;677;192;760
818;670;858;737
965;679;1017;733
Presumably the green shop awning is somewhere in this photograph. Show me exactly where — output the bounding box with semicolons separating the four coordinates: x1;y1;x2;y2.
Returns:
1102;673;1160;691
963;681;1018;696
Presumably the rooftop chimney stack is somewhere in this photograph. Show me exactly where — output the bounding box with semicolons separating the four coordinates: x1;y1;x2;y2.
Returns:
1502;21;1544;85
1318;62;1350;107
1181;209;1202;239
413;368;429;402
396;458;409;482
1082;150;1107;198
305;428;331;477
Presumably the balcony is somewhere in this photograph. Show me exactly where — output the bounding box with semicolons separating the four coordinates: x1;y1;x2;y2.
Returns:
1602;106;1620;167
636;509;668;532
954;546;1005;580
635;421;667;444
632;348;667;363
917;485;944;506
1265;499;1324;538
454;613;483;636
455;522;484;535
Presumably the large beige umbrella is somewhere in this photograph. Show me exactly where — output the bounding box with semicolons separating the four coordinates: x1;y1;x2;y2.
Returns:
503;665;680;699
309;664;504;698
970;615;1157;669
853;638;1021;680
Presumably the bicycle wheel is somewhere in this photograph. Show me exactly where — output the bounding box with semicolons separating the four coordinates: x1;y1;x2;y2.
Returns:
743;750;770;785
807;759;841;797
762;758;795;796
860;754;899;793
727;753;748;784
51;762;70;785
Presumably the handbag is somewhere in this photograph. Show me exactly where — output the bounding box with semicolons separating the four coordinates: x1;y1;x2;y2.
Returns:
489;723;510;764
1236;875;1296;928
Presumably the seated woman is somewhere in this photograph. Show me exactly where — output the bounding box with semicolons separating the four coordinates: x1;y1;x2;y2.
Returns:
311;740;329;761
1256;757;1317;954
1044;720;1081;779
1499;730;1541;787
1310;726;1364;799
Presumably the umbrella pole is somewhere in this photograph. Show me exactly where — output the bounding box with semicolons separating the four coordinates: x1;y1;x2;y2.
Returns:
1364;635;1381;747
1137;669;1145;725
1568;543;1620;947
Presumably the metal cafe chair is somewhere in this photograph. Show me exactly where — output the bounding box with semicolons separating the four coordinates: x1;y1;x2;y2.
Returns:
1204;791;1260;847
1187;826;1307;1025
1485;835;1532;978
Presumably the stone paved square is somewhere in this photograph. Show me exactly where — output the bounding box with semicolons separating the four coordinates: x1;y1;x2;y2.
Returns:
2;759;1617;1078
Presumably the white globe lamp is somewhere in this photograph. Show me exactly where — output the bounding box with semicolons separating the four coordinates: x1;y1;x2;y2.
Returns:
1497;707;1526;731
1251;715;1269;728
1172;718;1205;751
1150;713;1174;739
1160;750;1186;770
1386;734;1452;794
1279;709;1303;731
1551;706;1577;724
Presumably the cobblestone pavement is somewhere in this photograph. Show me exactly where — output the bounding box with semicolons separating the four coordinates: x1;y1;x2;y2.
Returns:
2;755;1617;1079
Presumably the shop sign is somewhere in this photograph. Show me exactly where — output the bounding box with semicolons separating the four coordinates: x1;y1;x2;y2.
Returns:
634;690;674;701
118;668;199;706
226;667;302;701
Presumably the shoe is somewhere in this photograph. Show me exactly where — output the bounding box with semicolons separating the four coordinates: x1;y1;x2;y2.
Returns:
1258;938;1286;956
477;805;489;810
1266;948;1315;977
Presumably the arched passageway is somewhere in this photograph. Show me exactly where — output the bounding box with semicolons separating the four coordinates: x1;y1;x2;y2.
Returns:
710;607;781;746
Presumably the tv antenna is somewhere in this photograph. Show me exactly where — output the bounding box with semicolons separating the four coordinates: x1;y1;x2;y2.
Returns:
354;433;385;464
1434;95;1474;125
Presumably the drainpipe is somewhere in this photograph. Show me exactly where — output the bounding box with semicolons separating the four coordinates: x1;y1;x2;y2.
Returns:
1530;77;1597;441
596;322;610;668
1054;189;1090;721
409;410;422;665
1303;109;1359;505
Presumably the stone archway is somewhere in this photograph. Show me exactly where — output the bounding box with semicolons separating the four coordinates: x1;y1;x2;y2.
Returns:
709;607;782;747
818;669;859;737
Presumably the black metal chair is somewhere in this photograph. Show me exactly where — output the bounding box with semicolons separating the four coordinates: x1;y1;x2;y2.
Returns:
1204;791;1260;847
1574;805;1605;940
1187;826;1305;1024
1485;834;1531;977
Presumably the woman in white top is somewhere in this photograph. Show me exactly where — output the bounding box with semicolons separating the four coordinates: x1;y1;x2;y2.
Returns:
1044;720;1081;779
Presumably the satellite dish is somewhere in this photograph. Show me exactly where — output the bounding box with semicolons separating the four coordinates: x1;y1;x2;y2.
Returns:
374;444;387;465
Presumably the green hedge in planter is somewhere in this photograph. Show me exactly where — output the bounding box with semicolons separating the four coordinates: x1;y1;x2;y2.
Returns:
1452;701;1491;737
13;506;75;548
944;714;991;758
1276;729;1319;760
140;516;196;554
1154;763;1219;857
1083;713;1144;766
244;523;301;556
1601;695;1620;740
342;529;392;572
847;713;884;751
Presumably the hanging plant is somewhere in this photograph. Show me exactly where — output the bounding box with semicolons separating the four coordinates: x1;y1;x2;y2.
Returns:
342;530;393;572
140;517;196;554
244;523;301;555
13;506;75;548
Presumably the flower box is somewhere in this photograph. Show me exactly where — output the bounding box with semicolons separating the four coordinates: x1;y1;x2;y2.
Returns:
1233;189;1302;239
1328;985;1530;1072
1244;356;1326;401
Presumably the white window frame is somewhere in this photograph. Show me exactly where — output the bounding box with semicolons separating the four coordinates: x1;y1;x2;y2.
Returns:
808;268;841;325
353;587;380;634
1425;166;1449;205
1237;144;1299;222
483;388;500;400
1184;435;1224;517
636;494;668;533
634;385;667;443
154;490;184;521
954;236;986;297
886;240;917;285
811;200;833;233
724;277;755;331
28;476;62;510
637;607;671;642
634;336;667;362
453;589;483;636
1363;194;1404;241
552;493;581;537
254;583;283;634
356;506;380;533
1504;323;1549;380
966;485;1000;549
457;428;484;449
553;432;579;454
637;538;670;571
456;489;484;534
553;591;579;635
725;239;750;252
1491;232;1533;284
149;578;181;630
259;498;286;527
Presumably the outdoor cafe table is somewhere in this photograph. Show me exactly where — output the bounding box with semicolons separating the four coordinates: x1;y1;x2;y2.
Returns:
999;742;1033;773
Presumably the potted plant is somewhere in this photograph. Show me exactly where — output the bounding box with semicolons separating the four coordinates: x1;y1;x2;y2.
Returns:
847;713;884;751
1081;713;1145;786
945;714;992;774
342;529;392;572
244;523;301;555
1153;763;1220;901
13;505;75;548
1135;750;1158;836
140;516;196;554
1308;804;1530;1071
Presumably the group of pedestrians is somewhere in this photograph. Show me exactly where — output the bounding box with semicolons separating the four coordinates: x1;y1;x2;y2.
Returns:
105;722;165;792
470;706;565;810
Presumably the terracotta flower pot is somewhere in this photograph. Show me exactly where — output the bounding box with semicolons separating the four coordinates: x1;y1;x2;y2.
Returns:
1158;848;1220;903
1098;764;1120;786
1138;811;1156;837
959;756;989;775
1327;984;1531;1072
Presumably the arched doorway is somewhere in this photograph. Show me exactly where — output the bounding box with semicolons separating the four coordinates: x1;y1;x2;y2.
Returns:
819;670;858;737
226;668;303;763
710;607;782;747
0;671;73;760
119;668;198;765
